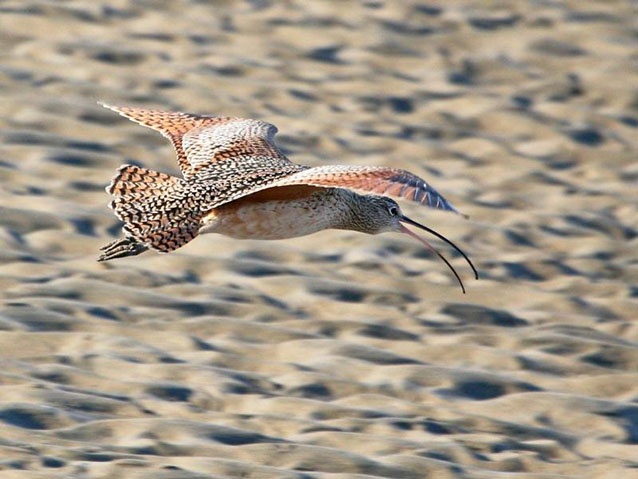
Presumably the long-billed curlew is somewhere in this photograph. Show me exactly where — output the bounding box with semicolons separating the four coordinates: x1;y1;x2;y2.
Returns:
97;103;478;292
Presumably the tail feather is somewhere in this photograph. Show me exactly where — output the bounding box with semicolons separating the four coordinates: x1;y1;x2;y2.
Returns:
99;164;202;261
107;164;182;198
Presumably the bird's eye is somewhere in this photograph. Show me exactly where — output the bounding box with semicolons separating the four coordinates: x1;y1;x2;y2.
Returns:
388;206;399;216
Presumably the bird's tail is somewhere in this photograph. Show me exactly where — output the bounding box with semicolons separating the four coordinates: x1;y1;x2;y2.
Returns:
98;164;202;261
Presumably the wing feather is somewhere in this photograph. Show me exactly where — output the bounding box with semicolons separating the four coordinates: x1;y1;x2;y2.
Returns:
100;103;293;180
184;119;286;172
100;105;464;215
209;165;464;215
271;165;463;215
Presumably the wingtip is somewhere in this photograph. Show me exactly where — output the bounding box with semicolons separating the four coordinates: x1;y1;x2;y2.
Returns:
451;204;470;220
98;101;118;112
451;206;470;219
445;200;469;219
452;209;470;220
436;200;470;220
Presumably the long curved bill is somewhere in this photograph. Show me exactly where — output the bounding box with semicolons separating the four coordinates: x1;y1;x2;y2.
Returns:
399;215;478;294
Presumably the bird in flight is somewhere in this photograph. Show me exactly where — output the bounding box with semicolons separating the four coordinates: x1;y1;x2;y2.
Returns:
98;103;478;292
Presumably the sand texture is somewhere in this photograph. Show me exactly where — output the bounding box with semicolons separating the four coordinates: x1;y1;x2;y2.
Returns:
0;1;637;478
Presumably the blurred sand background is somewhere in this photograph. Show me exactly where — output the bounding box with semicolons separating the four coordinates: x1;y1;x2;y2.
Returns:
0;1;637;478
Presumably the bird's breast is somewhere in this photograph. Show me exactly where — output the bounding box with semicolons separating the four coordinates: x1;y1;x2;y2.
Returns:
200;189;347;240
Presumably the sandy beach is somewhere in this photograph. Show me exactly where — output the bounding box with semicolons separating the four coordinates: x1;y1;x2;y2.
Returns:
0;1;636;478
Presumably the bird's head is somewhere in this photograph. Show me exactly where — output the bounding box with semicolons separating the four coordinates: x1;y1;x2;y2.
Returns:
346;195;478;293
347;195;404;235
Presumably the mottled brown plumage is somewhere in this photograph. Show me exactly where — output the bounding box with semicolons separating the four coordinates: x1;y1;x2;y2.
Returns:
98;103;477;291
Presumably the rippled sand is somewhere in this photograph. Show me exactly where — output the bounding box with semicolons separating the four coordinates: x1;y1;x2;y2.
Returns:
0;1;636;478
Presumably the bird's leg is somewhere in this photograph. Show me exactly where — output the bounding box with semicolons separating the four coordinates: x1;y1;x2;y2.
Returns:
98;237;148;262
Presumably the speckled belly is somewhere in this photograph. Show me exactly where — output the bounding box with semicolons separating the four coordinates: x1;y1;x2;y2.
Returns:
200;192;345;240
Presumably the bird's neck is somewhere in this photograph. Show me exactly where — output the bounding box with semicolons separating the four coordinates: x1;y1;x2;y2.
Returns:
330;190;373;234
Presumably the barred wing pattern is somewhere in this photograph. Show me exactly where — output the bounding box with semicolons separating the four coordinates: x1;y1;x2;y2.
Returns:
100;104;296;180
210;165;462;215
101;103;204;178
100;104;462;215
184;119;288;173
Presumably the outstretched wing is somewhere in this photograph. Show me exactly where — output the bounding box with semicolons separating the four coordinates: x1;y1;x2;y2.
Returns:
212;165;464;215
100;103;298;180
100;105;463;215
